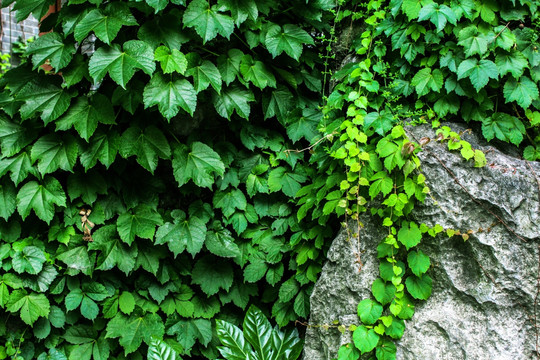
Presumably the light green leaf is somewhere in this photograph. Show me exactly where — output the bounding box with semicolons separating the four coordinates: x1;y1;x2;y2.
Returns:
364;110;395;136
352;325;379;354
172;142;225;188
376;338;397;360
183;0;234;43
214;85;255;120
397;221;422;250
143;73;197;119
26;32;76;71
357;299;383;325
119;125;171;174
217;49;243;85
119;292;135;315
216;319;252;359
457;58;498;92
154;46;188;74
17;177;67;224
147;338;182;360
89;40;155;88
265;24;314;61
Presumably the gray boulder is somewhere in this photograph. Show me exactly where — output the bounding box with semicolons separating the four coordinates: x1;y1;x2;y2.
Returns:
303;123;540;360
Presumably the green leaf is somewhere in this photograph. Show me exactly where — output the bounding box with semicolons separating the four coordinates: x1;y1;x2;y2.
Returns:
364;110;395;136
268;167;307;198
352;325;379;354
214;86;255;120
503;76;539;109
191;255;234;295
0;180;16;220
147;338;182;360
482;112;526;145
216;319;253;359
411;68;443;96
17;177;67;224
242;306;273;360
405;274;432;300
0;118;38;158
119;125;171;174
0;152;38;186
186;60;222;94
18;82;75;124
167;318;212;353
74;3;137;44
155;214;207;257
89;225;137;273
80;130;120;170
407;250;431;277
138;11;190;50
56;238;94;276
55;94;115;141
143;73;197;119
371;278;396;305
385;318;405;339
26;32;76;71
183;0;234;43
218;49;243;85
31;134;78;175
205;222;241;258
357;299;383;325
417;3;456;32
117;204;163;245
119;292;135;315
172;142;225;188
458;26;489;57
240;55;276;89
265;24;314;61
213;189;247;217
217;0;258;26
495;51;528;79
7;290;50;325
376;338;397;360
155;46;188;74
12;246;46;274
457;58;498;92
106;312;165;355
12;0;55;22
493;25;516;51
89;40;155;88
397;221;422;250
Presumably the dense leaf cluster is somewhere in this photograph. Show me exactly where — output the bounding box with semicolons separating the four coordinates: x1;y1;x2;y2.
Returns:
293;0;539;359
0;0;337;358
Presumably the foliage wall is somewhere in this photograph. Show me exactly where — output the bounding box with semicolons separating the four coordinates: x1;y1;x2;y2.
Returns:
0;0;337;358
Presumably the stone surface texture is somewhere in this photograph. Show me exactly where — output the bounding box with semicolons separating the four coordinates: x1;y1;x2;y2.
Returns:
303;123;540;360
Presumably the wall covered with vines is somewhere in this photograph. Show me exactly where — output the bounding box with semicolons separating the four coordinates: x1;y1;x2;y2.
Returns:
0;0;538;359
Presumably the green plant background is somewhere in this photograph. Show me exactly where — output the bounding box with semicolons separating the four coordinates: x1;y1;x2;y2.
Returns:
0;0;538;359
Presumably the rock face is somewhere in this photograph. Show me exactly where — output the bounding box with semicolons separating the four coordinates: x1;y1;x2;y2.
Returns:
303;123;540;360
